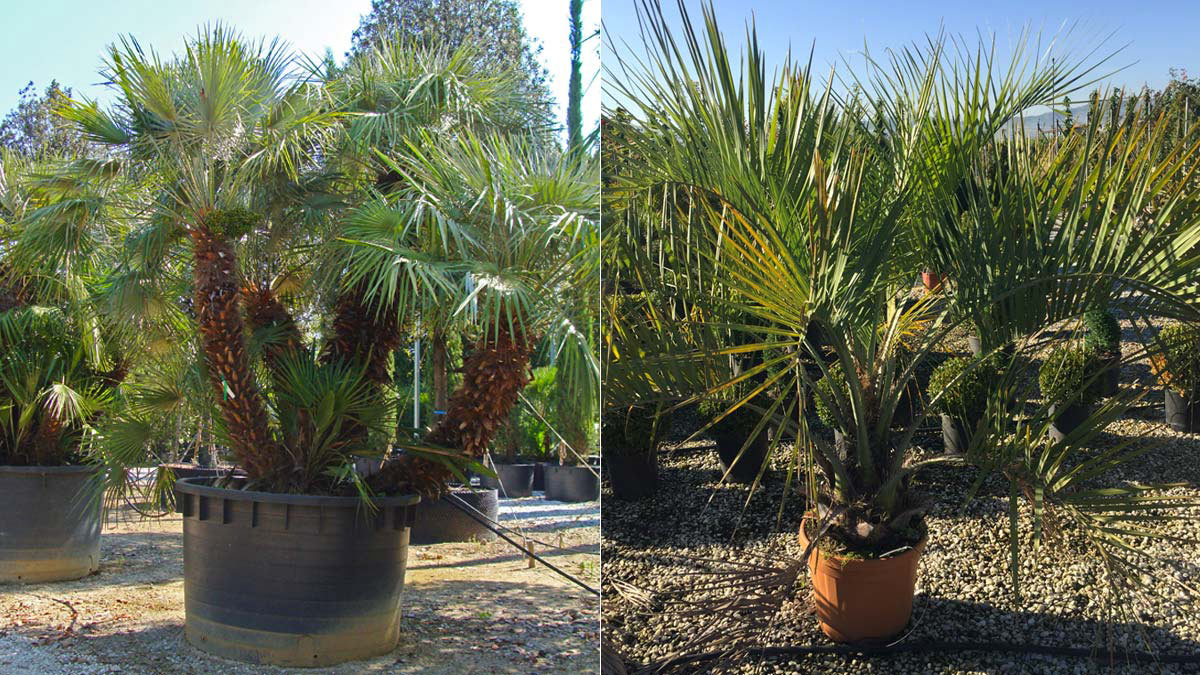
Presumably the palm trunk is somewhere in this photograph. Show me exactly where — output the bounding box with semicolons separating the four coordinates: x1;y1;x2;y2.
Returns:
243;281;310;457
191;227;280;480
368;320;532;498
432;329;449;413
322;286;400;385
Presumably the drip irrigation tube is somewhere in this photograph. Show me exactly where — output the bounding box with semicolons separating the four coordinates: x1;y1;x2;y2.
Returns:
444;493;600;597
641;641;1200;671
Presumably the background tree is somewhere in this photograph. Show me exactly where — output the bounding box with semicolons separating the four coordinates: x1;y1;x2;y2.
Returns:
0;81;88;158
348;0;549;110
567;0;583;152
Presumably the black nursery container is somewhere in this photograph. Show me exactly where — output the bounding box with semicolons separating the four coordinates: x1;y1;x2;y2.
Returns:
1049;403;1090;442
606;453;657;500
1165;389;1200;433
479;463;536;498
409;487;499;545
714;434;769;483
544;464;600;502
0;465;101;583
941;414;970;455
156;463;239;508
174;478;419;667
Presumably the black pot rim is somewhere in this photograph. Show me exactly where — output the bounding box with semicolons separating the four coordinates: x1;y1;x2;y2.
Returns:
0;464;102;475
176;476;420;508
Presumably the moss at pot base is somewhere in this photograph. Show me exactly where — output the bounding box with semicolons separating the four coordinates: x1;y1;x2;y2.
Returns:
175;478;419;667
799;517;926;643
0;465;101;584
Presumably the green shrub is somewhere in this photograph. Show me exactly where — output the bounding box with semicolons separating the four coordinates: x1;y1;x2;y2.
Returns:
1155;322;1200;395
1083;309;1121;356
1038;345;1102;407
601;404;665;457
811;362;846;429
927;356;999;421
698;393;767;442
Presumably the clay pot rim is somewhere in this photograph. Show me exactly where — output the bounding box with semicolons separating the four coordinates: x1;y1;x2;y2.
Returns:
799;513;928;565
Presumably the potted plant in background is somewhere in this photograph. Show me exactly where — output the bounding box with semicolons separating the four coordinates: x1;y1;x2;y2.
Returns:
927;355;1000;454
1084;308;1122;397
1153;321;1200;432
0;304;123;583
602;404;665;500
0;150;128;584
698;393;771;484
1038;344;1103;441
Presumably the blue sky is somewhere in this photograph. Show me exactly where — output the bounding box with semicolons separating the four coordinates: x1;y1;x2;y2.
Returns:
603;0;1199;109
0;0;599;139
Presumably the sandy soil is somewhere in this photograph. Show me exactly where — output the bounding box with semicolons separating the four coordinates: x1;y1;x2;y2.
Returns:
0;495;600;674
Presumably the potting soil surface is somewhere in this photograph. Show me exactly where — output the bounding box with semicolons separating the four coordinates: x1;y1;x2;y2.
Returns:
0;493;599;674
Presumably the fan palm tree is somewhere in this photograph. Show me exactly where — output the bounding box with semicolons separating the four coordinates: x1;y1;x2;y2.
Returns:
606;0;1200;619
334;130;601;493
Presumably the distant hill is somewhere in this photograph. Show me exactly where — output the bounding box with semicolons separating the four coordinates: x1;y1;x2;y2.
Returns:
1003;104;1090;136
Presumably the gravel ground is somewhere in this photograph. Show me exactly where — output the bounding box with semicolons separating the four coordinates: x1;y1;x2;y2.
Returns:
0;492;599;674
602;319;1200;674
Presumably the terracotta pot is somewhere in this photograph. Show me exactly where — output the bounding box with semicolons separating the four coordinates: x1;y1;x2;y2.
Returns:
920;271;943;291
798;518;926;643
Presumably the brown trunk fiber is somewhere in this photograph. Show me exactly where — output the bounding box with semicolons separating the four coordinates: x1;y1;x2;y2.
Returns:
243;281;311;459
368;322;532;498
191;228;280;480
432;330;448;414
322;286;401;386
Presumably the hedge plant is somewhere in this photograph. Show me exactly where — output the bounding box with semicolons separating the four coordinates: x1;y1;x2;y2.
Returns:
1039;344;1103;407
601;404;665;457
1083;309;1121;357
1154;322;1200;396
927;356;999;422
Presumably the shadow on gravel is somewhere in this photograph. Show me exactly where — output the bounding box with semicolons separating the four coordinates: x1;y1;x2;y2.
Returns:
14;580;597;674
612;594;1200;674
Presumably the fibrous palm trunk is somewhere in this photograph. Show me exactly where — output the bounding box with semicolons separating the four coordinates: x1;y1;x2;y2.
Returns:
243;281;311;462
369;320;532;498
322;286;401;386
191;227;280;480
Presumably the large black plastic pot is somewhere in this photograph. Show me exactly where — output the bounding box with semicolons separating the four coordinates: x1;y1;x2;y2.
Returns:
1165;389;1200;433
409;487;498;545
605;453;657;500
156;463;238;509
1098;353;1120;398
941;414;971;455
544;464;600;502
175;478;419;667
1049;403;1090;442
714;434;769;483
0;465;102;583
532;462;547;491
479;463;535;498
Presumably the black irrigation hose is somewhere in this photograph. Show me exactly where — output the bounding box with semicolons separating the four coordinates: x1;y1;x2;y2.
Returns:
643;641;1200;671
443;493;601;598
